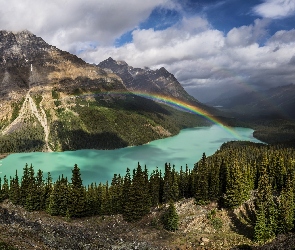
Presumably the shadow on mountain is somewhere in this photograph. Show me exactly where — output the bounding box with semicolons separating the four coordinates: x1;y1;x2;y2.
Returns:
0;138;45;153
59;130;128;150
93;93;172;115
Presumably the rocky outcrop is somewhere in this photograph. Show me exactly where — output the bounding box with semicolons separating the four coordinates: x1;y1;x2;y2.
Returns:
98;57;197;103
0;30;125;101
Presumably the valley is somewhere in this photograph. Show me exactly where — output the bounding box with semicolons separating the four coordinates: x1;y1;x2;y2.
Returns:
0;30;295;250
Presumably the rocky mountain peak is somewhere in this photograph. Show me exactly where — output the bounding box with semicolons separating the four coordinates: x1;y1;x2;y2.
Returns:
0;29;53;67
98;58;197;103
0;30;125;100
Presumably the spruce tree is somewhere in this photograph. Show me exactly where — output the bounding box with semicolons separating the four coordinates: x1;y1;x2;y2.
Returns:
123;164;151;222
163;163;173;203
195;153;209;204
224;159;249;208
0;175;9;202
109;174;123;214
25;164;39;212
101;181;111;215
254;157;277;242
254;204;268;243
68;164;86;217
47;177;61;216
277;177;294;233
20;163;30;206
44;172;53;210
171;165;179;202
162;203;179;231
122;168;132;218
86;183;100;216
149;168;161;207
9;171;20;205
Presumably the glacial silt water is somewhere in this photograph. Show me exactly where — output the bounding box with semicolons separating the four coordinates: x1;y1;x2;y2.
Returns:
0;126;261;185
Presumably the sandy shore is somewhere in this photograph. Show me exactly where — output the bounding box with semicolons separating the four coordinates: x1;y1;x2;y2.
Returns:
0;153;9;160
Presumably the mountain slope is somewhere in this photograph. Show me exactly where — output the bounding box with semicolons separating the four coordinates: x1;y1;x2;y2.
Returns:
98;57;197;103
0;30;210;153
209;84;295;120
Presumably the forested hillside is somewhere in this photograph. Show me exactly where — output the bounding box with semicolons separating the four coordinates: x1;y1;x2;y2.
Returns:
1;141;294;247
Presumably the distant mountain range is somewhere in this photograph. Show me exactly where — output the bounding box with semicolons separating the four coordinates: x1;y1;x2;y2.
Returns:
0;30;216;153
98;57;196;103
209;84;295;120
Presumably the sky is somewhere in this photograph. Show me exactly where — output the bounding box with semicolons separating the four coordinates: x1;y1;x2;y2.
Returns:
1;0;295;102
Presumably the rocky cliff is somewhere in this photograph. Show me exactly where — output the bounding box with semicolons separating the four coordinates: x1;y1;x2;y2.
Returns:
98;57;197;103
0;30;124;99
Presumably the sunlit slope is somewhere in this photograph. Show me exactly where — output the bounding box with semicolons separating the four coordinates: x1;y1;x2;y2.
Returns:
0;89;210;153
0;30;211;153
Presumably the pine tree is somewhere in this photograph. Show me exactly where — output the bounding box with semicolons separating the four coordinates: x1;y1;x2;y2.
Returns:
208;157;220;200
44;172;53;210
254;204;268;243
0;175;9;201
35;169;44;210
101;181;111;215
195;153;209;204
171;165;179;202
162;163;172;203
9;171;20;205
149;168;161;207
86;183;100;216
25;164;38;211
162;203;179;231
123;164;151;222
224;159;250;208
109;174;123;214
58;176;71;216
277;177;294;233
254;157;277;242
47;177;62;216
68;164;86;217
20;163;30;206
122;168;132;218
178;166;185;199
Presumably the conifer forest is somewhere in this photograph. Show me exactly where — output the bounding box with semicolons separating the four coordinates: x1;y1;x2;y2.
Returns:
0;141;294;242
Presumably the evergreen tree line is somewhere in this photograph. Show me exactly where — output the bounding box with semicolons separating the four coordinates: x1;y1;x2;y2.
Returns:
0;162;184;222
0;141;294;241
192;141;295;243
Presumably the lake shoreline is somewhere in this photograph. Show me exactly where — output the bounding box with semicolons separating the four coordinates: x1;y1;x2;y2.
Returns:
0;153;9;160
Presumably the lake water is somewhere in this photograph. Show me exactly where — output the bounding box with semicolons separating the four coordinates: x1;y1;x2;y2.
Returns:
0;125;261;185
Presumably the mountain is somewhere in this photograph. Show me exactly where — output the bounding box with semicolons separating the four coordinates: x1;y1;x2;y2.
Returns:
0;30;210;153
209;84;295;120
98;57;197;103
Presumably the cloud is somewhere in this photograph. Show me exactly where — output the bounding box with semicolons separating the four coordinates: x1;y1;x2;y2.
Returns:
0;0;170;52
225;19;270;47
81;16;295;102
253;0;295;19
1;0;295;102
267;29;295;45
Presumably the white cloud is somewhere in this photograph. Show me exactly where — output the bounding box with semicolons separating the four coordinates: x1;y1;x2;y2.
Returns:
1;0;295;102
226;19;270;47
253;0;295;19
267;29;295;45
81;16;295;102
0;0;170;52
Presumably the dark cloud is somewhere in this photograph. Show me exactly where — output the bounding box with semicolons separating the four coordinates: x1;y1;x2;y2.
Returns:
1;0;295;101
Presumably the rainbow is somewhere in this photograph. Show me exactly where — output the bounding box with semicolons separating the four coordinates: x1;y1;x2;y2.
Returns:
128;91;241;139
76;90;241;139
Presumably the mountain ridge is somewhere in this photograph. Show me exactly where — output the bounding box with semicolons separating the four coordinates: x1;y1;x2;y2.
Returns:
0;30;211;153
209;84;295;120
98;57;198;103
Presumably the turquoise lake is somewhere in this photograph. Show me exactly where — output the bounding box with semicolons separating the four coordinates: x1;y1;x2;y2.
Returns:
0;125;261;185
